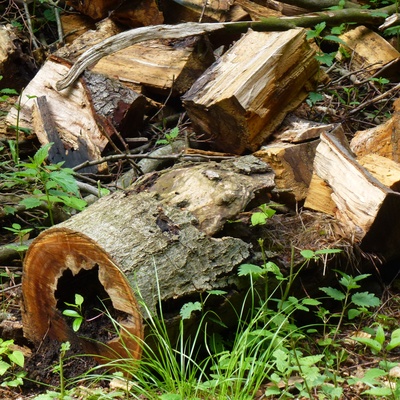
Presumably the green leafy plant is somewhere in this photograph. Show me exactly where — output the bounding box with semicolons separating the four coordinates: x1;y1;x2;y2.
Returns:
33;341;74;400
320;271;381;337
250;203;276;226
156;127;180;145
4;223;33;257
307;91;324;107
0;338;25;388
63;294;84;332
5;142;87;225
306;21;346;66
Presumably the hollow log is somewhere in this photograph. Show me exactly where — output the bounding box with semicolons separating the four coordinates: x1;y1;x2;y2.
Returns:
22;156;274;360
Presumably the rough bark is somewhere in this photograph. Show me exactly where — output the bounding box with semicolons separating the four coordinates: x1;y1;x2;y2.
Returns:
22;156;274;357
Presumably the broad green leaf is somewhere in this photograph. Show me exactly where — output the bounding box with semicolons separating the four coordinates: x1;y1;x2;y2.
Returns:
320;287;345;301
75;293;84;306
33;143;53;166
180;301;202;320
49;169;79;195
351;337;382;354
315;53;336;66
57;195;87;210
238;263;264;277
375;324;385;346
168;127;179;139
387;329;400;351
72;317;83;332
331;24;345;35
348;308;362;320
324;35;346;45
362;387;392;396
0;360;10;375
62;310;81;318
207;290;227;296
4;206;16;215
352;273;371;282
299;354;324;366
251;212;267;226
19;197;42;209
302;298;321;306
307;91;324;105
0;88;18;95
315;248;342;255
8;350;24;367
351;292;380;308
265;261;282;278
300;249;315;260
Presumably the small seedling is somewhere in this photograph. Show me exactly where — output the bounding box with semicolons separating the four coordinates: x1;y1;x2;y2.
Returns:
156;127;180;145
63;294;84;332
4;223;33;256
250;203;276;226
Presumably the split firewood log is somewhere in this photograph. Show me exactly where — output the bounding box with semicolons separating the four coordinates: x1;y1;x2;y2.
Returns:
22;156;274;360
350;98;400;161
337;25;400;79
311;128;400;260
6;57;145;172
182;28;320;154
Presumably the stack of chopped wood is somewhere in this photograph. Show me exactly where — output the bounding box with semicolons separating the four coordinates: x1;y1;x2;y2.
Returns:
3;0;400;362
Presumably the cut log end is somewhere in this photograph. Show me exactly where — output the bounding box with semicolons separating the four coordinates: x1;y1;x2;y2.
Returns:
22;228;143;362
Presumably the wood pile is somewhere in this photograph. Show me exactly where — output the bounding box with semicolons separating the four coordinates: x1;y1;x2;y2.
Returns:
2;0;400;362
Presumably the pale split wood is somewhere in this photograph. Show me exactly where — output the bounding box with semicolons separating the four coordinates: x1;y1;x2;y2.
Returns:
55;22;225;91
313;129;400;259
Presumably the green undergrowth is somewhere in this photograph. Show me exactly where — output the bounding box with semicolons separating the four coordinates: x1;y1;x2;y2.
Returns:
29;248;400;400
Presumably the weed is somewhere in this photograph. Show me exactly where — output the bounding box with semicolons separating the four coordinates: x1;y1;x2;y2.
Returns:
2;142;87;225
62;294;84;332
0;338;25;388
156;127;180;145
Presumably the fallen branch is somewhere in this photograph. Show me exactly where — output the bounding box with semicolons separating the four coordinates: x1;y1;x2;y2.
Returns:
56;5;396;90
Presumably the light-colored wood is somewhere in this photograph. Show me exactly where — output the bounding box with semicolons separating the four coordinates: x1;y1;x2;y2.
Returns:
234;0;281;20
162;0;234;22
66;0;162;25
337;25;400;78
7;58;108;172
56;22;224;91
358;154;400;192
255;140;319;202
23;228;144;362
182;28;319;154
314;130;400;259
56;18;123;63
92;36;215;95
304;174;336;215
350;98;400;162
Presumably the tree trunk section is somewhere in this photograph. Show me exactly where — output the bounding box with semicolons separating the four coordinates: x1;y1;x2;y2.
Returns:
22;157;274;358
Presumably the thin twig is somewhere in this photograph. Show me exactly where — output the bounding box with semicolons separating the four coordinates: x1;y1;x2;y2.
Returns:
348;82;400;115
